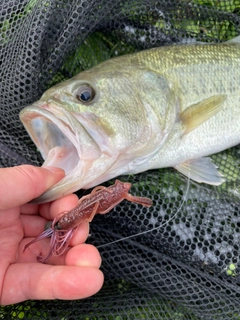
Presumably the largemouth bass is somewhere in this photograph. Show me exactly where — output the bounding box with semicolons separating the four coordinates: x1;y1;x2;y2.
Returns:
20;39;240;203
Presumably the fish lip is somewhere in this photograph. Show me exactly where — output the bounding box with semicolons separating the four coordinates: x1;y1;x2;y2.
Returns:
20;101;100;176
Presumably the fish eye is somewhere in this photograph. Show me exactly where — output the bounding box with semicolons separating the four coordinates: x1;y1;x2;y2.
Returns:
76;85;95;103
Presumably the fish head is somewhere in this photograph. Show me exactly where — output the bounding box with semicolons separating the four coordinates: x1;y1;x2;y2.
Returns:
20;56;173;203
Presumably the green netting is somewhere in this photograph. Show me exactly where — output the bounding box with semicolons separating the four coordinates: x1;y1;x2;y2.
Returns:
1;1;240;319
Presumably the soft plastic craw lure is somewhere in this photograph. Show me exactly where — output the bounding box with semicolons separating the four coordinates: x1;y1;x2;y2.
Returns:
24;180;152;263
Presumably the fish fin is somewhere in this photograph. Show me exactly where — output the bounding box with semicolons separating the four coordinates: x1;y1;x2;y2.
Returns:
180;95;226;135
175;157;225;185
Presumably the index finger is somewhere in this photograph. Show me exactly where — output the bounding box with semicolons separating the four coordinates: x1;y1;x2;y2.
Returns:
0;165;65;210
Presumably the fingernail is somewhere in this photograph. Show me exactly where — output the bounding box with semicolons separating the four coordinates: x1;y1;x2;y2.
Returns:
45;166;65;175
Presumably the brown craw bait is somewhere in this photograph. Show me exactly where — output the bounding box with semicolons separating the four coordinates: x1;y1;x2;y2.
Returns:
24;180;152;263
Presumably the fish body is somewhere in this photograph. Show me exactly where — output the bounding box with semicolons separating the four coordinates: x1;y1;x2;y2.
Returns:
20;39;240;203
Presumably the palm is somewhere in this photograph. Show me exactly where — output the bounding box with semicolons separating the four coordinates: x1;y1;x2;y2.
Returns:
0;207;23;278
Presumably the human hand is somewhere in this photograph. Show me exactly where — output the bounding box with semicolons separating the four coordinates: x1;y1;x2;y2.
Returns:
0;165;103;305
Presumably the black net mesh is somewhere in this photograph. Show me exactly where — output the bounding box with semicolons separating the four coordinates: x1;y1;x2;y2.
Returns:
1;0;240;319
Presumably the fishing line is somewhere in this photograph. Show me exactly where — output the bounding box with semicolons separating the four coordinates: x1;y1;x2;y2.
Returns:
97;166;191;249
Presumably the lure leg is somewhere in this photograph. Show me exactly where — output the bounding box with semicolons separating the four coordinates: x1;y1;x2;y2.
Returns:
125;193;153;207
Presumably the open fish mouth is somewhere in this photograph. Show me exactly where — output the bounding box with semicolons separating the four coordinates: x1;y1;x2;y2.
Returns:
20;101;102;197
28;110;80;174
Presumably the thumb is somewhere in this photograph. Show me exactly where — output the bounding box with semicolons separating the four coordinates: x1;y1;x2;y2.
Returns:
0;165;65;210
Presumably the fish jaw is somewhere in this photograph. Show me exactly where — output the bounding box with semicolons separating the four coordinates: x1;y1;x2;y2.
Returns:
19;102;113;203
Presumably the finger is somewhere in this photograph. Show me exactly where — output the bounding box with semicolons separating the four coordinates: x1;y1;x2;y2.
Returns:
21;196;77;215
19;223;90;260
39;194;79;220
69;222;89;247
20;215;47;237
47;243;100;267
1;263;104;305
20;203;39;215
0;165;65;210
65;243;102;268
